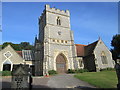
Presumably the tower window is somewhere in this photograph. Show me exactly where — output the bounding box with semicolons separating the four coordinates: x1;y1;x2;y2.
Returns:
57;17;61;25
57;40;59;43
61;40;64;43
53;39;55;42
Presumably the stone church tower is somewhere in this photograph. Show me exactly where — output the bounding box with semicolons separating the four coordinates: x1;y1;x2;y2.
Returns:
34;5;77;76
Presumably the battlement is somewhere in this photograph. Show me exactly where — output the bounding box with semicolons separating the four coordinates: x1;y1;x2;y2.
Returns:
45;4;70;16
39;10;45;20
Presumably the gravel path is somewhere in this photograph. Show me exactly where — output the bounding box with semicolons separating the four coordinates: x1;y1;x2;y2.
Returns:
32;76;49;88
2;76;11;88
1;74;95;89
47;74;95;88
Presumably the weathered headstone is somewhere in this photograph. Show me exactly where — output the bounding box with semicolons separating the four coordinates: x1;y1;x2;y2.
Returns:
115;59;120;89
28;72;33;90
11;64;29;89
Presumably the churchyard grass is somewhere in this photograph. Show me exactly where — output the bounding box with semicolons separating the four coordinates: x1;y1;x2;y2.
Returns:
0;71;11;76
74;71;117;88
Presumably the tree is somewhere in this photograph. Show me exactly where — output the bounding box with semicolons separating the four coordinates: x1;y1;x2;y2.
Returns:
2;42;14;49
20;42;30;50
12;44;21;51
2;42;21;51
111;34;120;62
20;42;34;50
2;42;34;51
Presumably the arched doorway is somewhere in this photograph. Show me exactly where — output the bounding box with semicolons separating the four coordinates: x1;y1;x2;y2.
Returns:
56;54;67;73
3;60;11;71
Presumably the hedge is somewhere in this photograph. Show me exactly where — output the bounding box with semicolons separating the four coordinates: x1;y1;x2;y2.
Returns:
0;71;11;76
100;67;115;71
48;70;57;75
67;69;88;74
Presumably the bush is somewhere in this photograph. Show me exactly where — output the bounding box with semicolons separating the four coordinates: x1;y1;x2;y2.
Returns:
67;69;75;74
0;71;11;76
107;68;115;71
75;69;89;73
100;67;115;71
48;70;57;75
83;69;89;72
67;69;88;74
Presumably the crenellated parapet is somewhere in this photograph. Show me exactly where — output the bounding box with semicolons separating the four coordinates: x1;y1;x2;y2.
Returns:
45;4;70;16
39;4;70;23
39;9;45;21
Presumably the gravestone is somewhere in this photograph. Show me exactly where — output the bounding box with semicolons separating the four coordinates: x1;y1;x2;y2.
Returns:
115;59;120;89
11;64;29;89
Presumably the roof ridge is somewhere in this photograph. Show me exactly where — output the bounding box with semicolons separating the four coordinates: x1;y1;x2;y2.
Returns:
75;44;87;46
86;40;98;47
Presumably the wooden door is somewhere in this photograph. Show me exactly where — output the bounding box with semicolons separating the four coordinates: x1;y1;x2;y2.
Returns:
56;54;66;73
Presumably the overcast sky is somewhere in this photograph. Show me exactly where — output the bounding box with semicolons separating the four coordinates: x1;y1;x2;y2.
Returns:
2;2;118;49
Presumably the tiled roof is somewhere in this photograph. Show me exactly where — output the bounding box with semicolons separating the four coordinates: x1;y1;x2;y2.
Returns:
22;50;34;60
75;44;87;57
84;40;98;56
16;51;22;57
76;40;99;57
16;50;34;60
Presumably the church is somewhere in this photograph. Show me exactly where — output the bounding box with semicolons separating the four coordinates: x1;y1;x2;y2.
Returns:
0;4;115;76
34;4;114;76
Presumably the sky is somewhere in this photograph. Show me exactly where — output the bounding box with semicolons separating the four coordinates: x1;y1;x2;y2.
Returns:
2;2;118;49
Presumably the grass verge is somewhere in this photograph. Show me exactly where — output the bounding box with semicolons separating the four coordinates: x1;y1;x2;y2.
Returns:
74;71;117;88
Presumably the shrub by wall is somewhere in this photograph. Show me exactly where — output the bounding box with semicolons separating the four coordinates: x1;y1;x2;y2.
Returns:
75;69;89;73
48;70;57;75
100;67;115;71
67;69;88;74
67;69;75;74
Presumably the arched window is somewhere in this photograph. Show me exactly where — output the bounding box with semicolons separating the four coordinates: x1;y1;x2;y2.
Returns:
101;51;108;64
79;60;83;67
57;17;61;25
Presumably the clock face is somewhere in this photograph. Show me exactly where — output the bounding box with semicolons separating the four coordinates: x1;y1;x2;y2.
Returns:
58;31;61;35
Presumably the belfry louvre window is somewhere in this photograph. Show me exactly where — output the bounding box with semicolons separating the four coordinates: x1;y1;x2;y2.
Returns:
53;39;55;42
57;17;61;25
57;40;59;43
101;51;108;64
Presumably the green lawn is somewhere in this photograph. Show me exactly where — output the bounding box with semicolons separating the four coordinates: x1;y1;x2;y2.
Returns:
74;71;118;88
0;71;11;76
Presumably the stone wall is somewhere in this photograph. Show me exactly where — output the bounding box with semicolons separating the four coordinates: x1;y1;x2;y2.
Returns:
75;57;84;69
94;39;114;69
37;4;77;75
0;45;24;71
84;55;96;71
